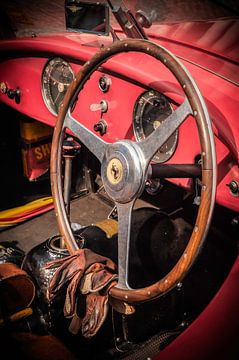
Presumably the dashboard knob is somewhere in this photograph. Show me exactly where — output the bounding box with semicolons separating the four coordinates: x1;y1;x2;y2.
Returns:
227;180;239;196
94;119;107;136
98;75;111;93
7;88;21;104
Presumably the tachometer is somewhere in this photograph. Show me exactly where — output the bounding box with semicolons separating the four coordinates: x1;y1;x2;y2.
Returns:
133;90;178;163
42;57;75;115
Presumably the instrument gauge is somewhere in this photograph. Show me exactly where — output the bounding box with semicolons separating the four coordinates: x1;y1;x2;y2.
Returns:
42;57;75;115
133;90;178;163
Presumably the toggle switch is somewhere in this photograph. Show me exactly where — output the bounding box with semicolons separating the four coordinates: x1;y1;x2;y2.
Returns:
90;100;108;113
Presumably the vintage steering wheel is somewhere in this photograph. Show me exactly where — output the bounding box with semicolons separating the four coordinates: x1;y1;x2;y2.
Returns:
50;39;216;303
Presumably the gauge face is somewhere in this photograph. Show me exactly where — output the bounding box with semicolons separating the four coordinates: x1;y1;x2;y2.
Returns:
42;57;75;115
133;90;178;163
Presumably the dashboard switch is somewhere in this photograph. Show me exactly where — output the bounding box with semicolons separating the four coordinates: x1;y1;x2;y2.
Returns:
90;100;108;113
94;119;107;136
7;88;21;104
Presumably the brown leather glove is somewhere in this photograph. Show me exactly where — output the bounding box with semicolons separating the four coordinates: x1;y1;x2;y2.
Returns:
44;248;120;338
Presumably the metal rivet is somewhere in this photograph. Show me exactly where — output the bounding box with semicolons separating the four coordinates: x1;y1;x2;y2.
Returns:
147;47;150;51
177;282;182;289
194;110;198;116
124;43;128;47
183;84;186;89
202;151;206;156
125;295;128;299
164;59;167;63
202;185;206;191
194;225;199;232
183;253;187;258
164;279;168;284
147;291;151;295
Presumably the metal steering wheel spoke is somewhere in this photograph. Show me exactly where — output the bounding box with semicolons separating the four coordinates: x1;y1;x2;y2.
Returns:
65;111;107;163
139;98;192;163
115;200;135;290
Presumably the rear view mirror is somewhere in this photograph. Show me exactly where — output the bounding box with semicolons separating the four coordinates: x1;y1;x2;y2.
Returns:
65;1;109;36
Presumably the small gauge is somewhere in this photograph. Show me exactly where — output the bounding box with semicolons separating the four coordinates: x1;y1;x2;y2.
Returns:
42;57;75;115
133;90;178;163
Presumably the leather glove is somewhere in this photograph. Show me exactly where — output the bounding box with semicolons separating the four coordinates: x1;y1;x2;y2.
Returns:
44;248;121;338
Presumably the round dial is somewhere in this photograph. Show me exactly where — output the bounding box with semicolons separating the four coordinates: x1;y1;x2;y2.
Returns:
42;57;75;115
133;90;178;163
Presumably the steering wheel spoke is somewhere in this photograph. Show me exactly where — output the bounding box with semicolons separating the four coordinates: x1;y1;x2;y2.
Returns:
65;111;107;163
115;200;135;290
139;98;192;164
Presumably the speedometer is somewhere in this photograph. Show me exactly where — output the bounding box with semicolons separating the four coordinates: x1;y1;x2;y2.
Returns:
133;90;178;163
41;57;75;115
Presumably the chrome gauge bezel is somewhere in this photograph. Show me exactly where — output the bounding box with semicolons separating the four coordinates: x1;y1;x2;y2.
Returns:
133;90;178;163
41;57;75;115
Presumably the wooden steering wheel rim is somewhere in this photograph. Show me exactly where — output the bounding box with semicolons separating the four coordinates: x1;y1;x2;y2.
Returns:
50;39;217;303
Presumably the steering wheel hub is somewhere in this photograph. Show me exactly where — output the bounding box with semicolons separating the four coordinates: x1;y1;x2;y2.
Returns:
101;140;145;203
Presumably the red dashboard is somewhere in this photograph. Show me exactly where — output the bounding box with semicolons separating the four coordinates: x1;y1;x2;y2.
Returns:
0;32;238;212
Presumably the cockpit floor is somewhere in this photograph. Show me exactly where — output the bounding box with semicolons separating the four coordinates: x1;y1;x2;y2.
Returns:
0;193;113;253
